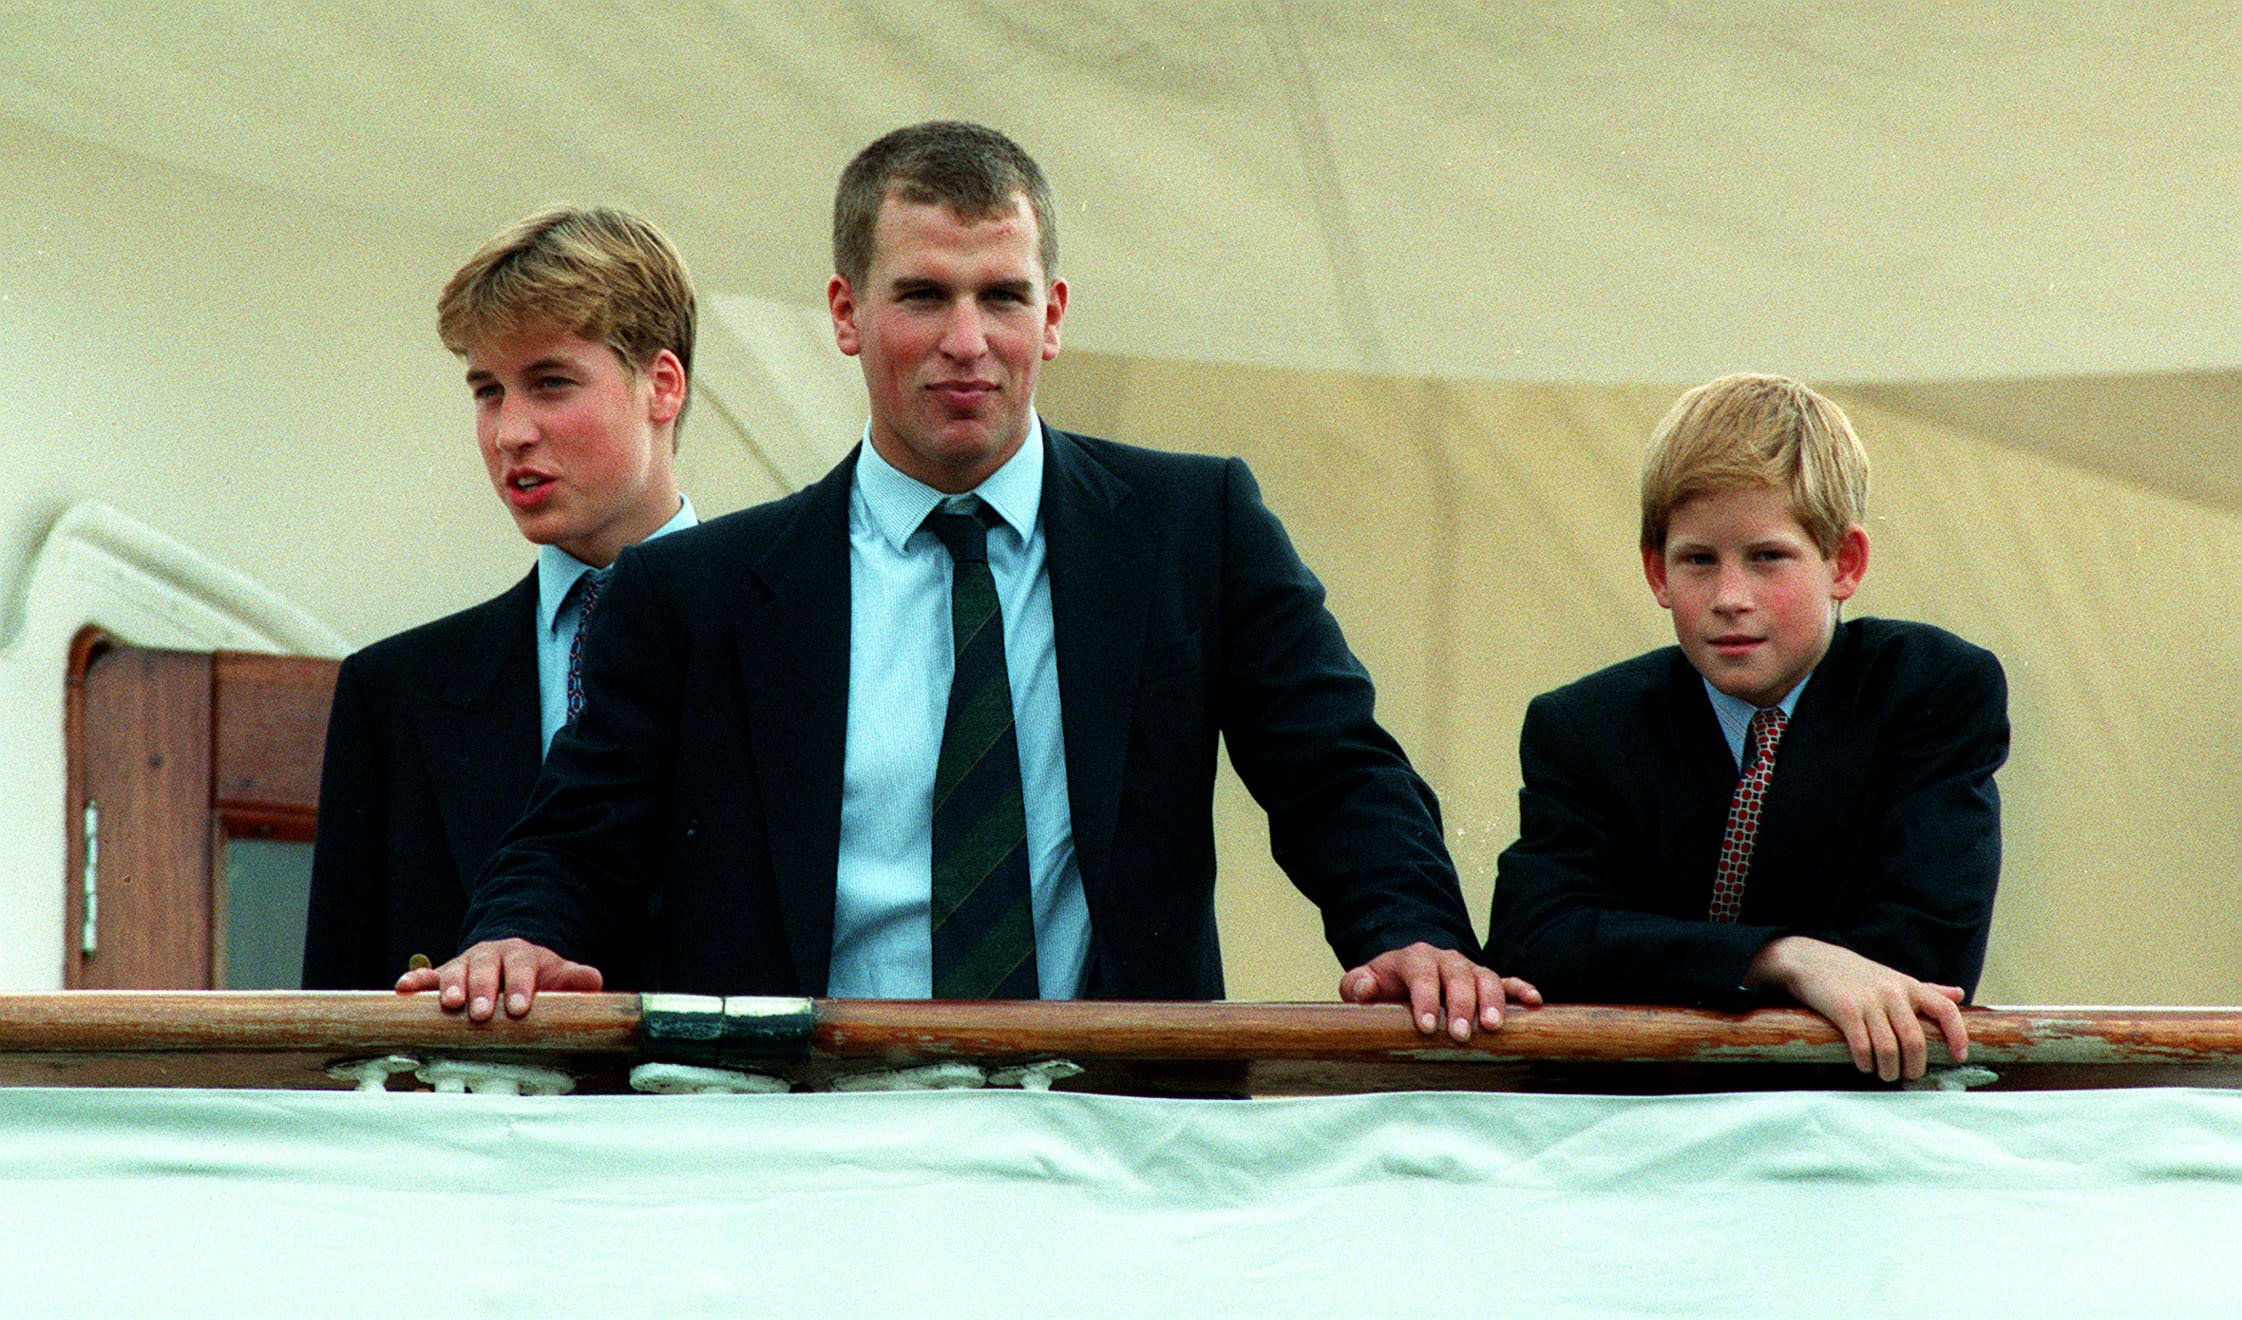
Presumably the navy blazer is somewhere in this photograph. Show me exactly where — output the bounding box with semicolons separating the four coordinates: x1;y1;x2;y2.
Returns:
1486;618;2008;1007
301;573;543;989
461;427;1477;999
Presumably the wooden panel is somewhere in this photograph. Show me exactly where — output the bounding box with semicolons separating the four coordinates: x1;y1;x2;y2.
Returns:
212;651;339;842
67;645;215;988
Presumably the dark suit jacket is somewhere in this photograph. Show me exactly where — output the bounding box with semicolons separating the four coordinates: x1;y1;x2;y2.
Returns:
460;427;1476;998
301;573;543;989
1485;618;2008;1007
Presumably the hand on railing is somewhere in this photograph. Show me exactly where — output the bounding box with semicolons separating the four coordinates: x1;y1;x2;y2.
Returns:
1339;941;1543;1041
1745;935;1967;1081
396;938;604;1022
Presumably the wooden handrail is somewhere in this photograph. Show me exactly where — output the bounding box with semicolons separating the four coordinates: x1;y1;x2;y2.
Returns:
3;994;2240;1093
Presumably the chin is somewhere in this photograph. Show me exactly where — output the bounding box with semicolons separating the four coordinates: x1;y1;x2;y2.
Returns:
932;427;1002;459
1705;671;1775;707
938;441;999;465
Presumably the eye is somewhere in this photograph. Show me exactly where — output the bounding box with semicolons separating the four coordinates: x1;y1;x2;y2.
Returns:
470;382;501;403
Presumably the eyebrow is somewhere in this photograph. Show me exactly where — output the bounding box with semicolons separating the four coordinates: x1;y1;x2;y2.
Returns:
464;356;577;385
887;276;1036;297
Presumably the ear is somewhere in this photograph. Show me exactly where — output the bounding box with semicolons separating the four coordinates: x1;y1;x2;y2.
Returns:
1828;524;1870;601
643;349;687;426
828;275;862;357
1041;277;1068;362
1641;545;1673;608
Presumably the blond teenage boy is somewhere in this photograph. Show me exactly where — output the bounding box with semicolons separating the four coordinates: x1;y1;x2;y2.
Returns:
301;206;697;989
1486;373;2008;1081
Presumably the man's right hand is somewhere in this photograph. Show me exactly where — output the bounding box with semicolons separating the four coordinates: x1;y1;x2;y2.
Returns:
395;938;603;1022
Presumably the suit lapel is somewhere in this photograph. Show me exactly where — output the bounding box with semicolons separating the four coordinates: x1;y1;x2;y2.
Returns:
737;455;856;994
419;571;544;890
1655;650;1744;915
1041;428;1155;895
1750;621;1863;915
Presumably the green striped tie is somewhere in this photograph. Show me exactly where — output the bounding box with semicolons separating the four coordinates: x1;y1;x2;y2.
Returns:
925;502;1038;999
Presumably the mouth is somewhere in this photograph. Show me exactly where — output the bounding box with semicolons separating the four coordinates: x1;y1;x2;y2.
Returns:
1709;634;1763;658
927;381;999;409
504;470;557;508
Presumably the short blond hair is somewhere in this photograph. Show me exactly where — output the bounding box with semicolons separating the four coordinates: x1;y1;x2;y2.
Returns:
1639;373;1869;555
437;205;695;380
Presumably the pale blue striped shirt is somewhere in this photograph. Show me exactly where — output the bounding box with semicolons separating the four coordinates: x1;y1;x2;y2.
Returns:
829;417;1090;999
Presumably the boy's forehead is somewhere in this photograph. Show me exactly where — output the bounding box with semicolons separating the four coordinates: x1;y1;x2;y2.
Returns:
463;324;618;374
1668;483;1813;539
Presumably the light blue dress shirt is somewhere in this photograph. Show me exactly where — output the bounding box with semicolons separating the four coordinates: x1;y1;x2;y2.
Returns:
1703;674;1809;770
534;496;698;754
828;416;1090;999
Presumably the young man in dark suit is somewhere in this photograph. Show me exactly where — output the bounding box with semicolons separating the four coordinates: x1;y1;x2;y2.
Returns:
405;121;1535;1038
1486;373;2008;1081
301;207;698;989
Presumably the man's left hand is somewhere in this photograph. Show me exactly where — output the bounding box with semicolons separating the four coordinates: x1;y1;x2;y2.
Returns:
1340;942;1542;1040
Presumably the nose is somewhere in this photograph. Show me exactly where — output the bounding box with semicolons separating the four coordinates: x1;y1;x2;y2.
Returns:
489;393;537;454
1711;563;1751;612
936;301;989;360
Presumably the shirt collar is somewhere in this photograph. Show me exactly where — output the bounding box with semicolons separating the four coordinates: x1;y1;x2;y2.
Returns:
1702;671;1810;765
536;494;698;635
853;413;1045;553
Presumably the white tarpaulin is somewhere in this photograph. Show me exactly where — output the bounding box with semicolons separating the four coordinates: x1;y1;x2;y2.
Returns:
3;1086;2238;1317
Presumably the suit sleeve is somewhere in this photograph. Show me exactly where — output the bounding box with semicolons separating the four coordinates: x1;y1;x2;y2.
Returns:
457;547;681;968
1813;644;2008;996
1488;692;1779;1005
1210;458;1479;968
301;657;389;989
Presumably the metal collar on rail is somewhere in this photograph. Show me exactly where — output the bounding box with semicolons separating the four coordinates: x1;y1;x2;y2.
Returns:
638;995;817;1068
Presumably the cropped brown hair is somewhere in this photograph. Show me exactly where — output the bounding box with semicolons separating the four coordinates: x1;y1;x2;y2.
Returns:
438;205;696;379
1640;373;1869;555
832;121;1057;289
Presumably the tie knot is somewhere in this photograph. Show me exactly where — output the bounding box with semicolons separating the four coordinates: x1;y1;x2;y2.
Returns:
926;501;998;565
568;568;609;618
1745;706;1787;763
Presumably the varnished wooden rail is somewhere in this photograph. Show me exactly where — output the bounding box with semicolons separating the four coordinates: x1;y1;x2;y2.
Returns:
1;993;2238;1093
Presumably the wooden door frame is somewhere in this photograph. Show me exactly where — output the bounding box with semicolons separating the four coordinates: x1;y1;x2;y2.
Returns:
63;628;338;988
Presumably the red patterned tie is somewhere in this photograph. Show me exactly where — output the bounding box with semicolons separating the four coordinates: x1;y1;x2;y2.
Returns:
1708;706;1787;922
